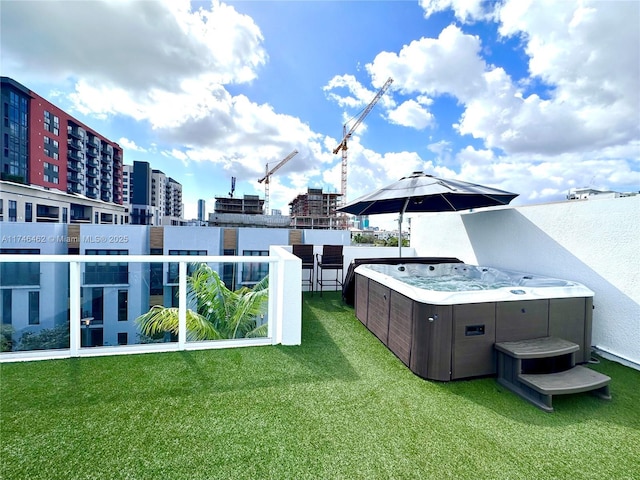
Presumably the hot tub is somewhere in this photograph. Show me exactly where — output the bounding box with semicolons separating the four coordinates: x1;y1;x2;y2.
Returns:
354;263;594;381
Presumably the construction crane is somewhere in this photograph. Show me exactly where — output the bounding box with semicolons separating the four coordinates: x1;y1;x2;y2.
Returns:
228;176;236;198
258;149;299;215
333;77;394;205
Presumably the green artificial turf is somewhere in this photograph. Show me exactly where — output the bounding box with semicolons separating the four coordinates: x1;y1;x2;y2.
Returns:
1;292;639;479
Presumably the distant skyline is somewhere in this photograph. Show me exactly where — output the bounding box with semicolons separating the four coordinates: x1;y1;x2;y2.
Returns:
2;0;638;228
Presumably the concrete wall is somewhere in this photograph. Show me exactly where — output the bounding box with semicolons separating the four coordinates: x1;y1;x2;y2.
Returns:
302;229;352;246
411;196;640;367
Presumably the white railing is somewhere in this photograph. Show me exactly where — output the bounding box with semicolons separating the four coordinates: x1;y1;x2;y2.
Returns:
0;246;302;362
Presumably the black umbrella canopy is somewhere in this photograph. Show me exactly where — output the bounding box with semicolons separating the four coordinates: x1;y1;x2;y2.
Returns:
338;171;519;216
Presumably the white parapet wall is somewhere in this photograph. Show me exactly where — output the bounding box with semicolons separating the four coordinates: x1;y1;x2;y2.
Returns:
410;196;640;368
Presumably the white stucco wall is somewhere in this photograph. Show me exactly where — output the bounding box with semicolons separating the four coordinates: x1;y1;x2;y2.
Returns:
411;196;640;367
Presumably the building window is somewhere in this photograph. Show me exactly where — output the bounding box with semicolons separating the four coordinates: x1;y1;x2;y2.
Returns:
222;249;236;290
90;287;104;323
149;248;163;295
241;250;269;285
168;250;207;284
62;207;68;223
43;162;59;184
25;202;32;222
2;290;11;325
84;249;129;285
28;291;40;325
0;249;40;286
0;198;3;221
117;332;128;345
8;200;16;222
118;290;128;321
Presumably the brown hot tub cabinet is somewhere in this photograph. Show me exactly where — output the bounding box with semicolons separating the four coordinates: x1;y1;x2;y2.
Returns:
354;266;595;382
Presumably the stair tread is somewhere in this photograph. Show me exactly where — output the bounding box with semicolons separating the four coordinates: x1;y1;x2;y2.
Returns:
519;365;611;395
495;336;579;359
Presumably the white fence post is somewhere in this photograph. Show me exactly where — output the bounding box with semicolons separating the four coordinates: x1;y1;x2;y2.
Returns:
69;261;81;356
178;261;187;350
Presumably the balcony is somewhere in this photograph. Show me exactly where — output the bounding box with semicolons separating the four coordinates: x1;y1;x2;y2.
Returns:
67;172;84;183
86;147;99;158
86;168;99;178
67;150;84;162
102;144;114;155
101;163;112;173
67;138;83;150
87;158;99;168
86;187;99;198
67;183;83;194
67;161;82;173
83;269;128;285
70;214;91;223
67;126;85;140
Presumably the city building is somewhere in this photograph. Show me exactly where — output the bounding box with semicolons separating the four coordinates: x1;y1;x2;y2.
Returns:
197;199;206;222
567;187;638;200
1;76;125;224
126;161;184;225
289;188;343;229
209;194;292;228
0;222;349;349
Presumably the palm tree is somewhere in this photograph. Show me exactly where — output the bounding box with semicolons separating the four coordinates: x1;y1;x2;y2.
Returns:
136;263;269;341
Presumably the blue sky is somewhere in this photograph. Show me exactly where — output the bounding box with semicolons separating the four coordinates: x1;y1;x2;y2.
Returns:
2;0;639;228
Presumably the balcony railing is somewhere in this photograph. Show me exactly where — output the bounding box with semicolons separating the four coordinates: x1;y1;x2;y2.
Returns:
0;250;301;362
68;127;85;140
67;139;83;150
67;150;84;161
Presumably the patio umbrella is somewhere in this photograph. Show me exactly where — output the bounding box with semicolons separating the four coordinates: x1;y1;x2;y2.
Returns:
337;171;519;256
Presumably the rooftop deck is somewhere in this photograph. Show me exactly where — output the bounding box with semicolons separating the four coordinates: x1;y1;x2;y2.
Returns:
1;292;638;479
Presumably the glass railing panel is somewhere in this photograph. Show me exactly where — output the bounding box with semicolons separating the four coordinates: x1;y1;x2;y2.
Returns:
81;261;178;347
1;254;281;359
182;263;269;343
1;262;70;352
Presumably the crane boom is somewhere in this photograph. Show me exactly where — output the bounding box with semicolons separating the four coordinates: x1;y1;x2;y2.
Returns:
333;77;393;208
257;149;299;215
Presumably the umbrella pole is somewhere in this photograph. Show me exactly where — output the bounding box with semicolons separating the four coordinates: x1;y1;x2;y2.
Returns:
398;213;403;258
398;198;410;258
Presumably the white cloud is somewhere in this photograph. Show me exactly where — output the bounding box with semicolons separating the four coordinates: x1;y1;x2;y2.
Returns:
1;0;266;90
368;1;639;160
323;74;396;113
367;25;487;102
117;138;146;152
420;0;492;23
387;100;434;129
